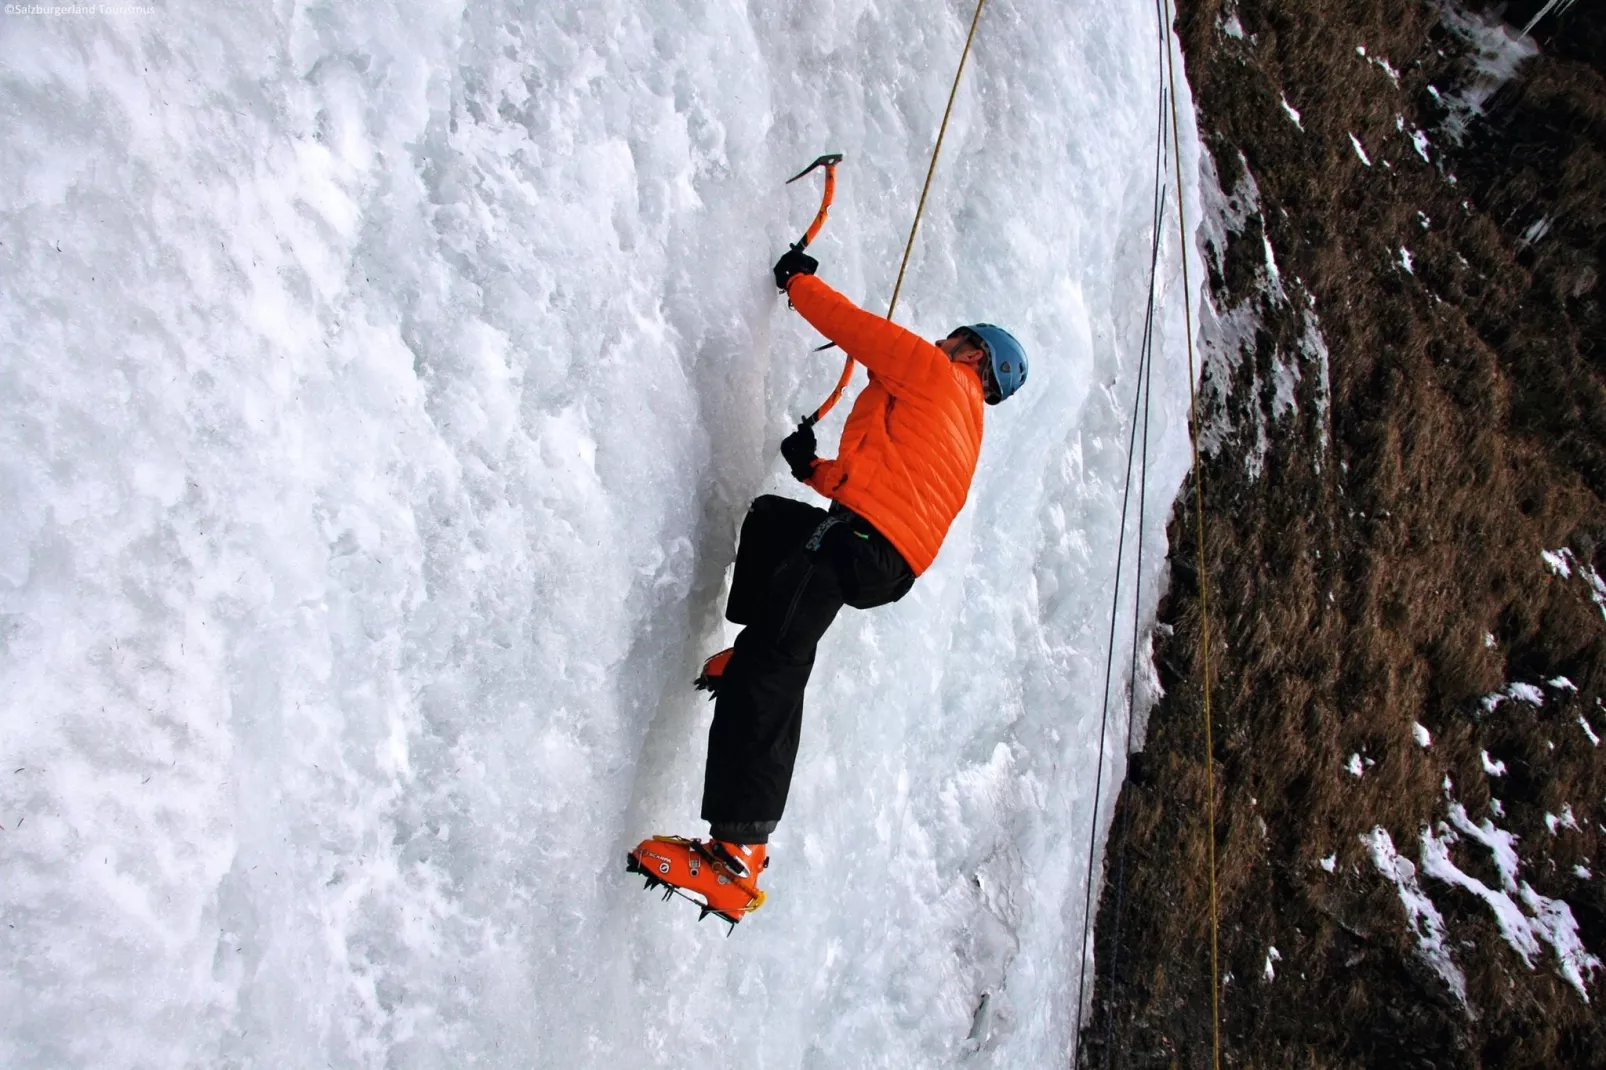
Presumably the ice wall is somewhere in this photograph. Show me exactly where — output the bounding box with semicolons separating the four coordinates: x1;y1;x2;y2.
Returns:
0;1;1205;1066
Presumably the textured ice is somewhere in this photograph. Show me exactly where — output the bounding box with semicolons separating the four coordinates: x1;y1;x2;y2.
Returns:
0;1;1206;1067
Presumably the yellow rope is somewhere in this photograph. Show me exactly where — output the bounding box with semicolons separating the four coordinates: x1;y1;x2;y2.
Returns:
813;0;989;422
1160;0;1222;1066
888;0;988;320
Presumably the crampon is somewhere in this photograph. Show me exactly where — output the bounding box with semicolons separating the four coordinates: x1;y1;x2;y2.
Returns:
626;835;768;933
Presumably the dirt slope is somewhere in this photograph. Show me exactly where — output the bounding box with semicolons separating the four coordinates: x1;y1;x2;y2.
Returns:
1082;2;1606;1066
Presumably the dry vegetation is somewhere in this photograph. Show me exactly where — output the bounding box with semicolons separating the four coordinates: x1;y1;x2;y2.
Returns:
1083;1;1606;1066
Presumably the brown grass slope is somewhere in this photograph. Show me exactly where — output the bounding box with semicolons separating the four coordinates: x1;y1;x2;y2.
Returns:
1082;2;1606;1067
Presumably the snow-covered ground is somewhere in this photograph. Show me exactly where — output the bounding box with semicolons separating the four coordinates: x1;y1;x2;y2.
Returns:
0;2;1204;1066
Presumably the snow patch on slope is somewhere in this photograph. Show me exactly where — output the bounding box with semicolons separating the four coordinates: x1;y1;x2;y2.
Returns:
1193;152;1331;478
1365;827;1467;1005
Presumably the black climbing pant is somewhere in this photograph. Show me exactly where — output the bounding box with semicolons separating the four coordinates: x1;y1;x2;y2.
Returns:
702;495;915;841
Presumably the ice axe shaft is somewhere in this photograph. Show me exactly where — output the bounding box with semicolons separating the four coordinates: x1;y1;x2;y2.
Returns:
783;153;853;421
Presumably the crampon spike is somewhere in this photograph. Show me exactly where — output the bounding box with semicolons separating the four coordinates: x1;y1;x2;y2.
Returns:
626;839;762;932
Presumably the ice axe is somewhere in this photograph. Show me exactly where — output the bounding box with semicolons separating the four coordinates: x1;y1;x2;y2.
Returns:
785;152;843;254
783;153;854;427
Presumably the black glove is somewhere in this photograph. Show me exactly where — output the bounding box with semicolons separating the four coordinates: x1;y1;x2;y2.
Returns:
773;246;818;291
780;419;818;482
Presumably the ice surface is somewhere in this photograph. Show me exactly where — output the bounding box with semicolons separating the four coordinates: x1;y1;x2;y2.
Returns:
0;1;1206;1067
1413;722;1432;747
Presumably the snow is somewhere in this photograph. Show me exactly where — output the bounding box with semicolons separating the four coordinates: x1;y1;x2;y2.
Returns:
1545;806;1579;834
1398;247;1414;274
1346;753;1365;778
0;2;1209;1066
1279;95;1303;129
1427;804;1603;1002
1577;866;1594;880
1320;854;1337;873
1262;232;1287;302
1482;681;1545;713
1509;683;1545;706
1482;751;1508;776
1364;827;1466;1004
1413;722;1432;747
1484;631;1496;648
1543;549;1574;578
1520;216;1553;246
1550;676;1577;691
1437;5;1539;144
1583;561;1606;621
1580;715;1601;747
1349;134;1372;166
1263;946;1281;982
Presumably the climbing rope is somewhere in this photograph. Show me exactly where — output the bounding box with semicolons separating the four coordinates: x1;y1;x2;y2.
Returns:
1161;0;1224;1063
1094;79;1170;1070
1070;74;1169;1070
1073;1;1223;1065
810;0;990;424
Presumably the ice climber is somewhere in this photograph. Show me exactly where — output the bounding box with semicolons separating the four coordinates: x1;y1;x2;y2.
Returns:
627;245;1029;925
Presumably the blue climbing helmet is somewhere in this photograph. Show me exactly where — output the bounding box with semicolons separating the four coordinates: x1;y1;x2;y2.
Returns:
960;323;1029;405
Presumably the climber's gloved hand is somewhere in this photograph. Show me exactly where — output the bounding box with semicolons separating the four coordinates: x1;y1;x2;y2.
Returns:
780;419;818;483
773;246;818;291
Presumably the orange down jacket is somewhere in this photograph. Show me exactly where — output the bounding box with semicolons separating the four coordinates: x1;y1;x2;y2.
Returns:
785;274;985;575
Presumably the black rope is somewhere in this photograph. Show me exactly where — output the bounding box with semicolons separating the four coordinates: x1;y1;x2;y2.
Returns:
1072;65;1172;1070
1099;128;1166;1070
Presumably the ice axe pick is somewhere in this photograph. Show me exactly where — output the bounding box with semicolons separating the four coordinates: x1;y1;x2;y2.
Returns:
784;152;843;254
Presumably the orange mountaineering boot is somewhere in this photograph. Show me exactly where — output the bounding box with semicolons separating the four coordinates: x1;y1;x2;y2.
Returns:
693;647;734;697
626;836;768;926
